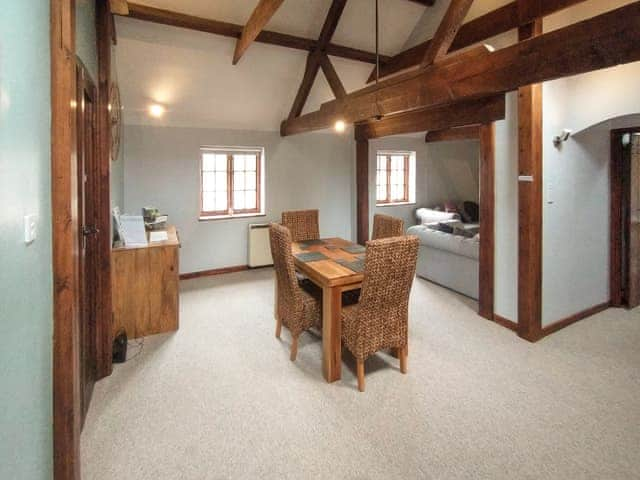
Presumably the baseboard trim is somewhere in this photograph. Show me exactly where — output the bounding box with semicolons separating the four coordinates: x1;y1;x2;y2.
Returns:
180;265;249;280
492;314;518;332
539;302;610;338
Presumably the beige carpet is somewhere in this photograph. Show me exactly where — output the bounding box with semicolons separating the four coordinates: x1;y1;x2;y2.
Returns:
81;269;640;479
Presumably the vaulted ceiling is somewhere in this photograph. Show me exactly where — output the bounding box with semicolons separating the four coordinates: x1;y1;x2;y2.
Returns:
115;0;431;130
115;0;516;131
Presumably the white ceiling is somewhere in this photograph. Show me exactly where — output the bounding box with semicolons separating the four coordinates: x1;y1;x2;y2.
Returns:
116;0;429;131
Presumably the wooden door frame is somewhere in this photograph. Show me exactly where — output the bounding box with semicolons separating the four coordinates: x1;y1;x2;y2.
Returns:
52;1;113;477
610;126;640;307
355;126;495;318
52;0;81;477
478;123;495;320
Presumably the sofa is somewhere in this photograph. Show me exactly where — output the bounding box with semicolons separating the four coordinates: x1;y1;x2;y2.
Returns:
407;207;480;299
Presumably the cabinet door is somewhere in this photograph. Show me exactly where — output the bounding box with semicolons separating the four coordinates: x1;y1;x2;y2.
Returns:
147;246;179;334
112;249;150;339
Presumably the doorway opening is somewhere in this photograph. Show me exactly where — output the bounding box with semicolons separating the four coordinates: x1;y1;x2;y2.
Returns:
610;127;640;309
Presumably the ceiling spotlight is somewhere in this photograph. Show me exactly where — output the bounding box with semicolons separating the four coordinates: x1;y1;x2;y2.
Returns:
148;103;166;118
334;120;346;133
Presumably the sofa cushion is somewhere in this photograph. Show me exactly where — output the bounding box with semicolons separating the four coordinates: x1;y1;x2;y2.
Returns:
407;225;479;260
416;208;459;225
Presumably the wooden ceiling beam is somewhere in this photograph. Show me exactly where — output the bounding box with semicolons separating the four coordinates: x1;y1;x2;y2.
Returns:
425;125;480;142
288;51;323;120
233;0;285;65
317;0;348;48
109;0;129;15
119;3;388;65
320;54;347;99
355;95;504;140
282;2;640;136
286;0;348;120
421;0;475;66
408;0;436;6
369;0;587;82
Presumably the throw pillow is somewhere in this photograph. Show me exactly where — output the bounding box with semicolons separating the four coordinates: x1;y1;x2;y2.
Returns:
438;222;454;234
444;201;458;213
453;226;475;238
463;201;480;223
458;202;472;223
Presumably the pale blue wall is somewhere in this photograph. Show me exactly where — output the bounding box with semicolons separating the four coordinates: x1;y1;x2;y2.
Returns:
0;1;53;479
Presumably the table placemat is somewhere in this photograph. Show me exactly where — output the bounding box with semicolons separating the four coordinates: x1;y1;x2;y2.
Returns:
298;239;326;250
335;258;365;273
295;251;328;263
341;244;366;254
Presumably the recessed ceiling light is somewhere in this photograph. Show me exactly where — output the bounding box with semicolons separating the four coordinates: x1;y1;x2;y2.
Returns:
334;120;346;133
148;103;166;118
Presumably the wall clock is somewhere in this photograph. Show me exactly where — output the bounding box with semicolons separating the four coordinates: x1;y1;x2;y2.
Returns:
109;82;122;161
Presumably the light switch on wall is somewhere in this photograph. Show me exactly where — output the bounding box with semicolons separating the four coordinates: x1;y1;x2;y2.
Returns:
546;181;554;204
24;214;37;244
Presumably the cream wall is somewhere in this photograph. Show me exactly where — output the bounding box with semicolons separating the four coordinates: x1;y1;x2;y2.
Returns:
540;0;640;325
124;125;355;274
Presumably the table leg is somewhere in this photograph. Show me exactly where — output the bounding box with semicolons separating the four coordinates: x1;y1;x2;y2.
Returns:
322;285;342;382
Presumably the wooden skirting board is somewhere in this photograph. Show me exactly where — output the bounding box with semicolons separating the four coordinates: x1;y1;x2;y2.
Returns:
491;302;610;339
539;302;611;339
179;264;275;280
492;314;518;332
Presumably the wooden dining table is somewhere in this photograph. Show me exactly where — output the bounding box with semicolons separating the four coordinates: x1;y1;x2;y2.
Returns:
290;237;365;383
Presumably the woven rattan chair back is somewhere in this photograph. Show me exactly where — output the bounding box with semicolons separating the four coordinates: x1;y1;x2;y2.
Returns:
355;236;419;359
372;214;405;240
281;209;320;242
269;223;303;319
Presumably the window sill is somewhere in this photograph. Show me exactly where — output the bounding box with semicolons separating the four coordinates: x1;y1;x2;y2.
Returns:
199;213;266;222
376;202;416;208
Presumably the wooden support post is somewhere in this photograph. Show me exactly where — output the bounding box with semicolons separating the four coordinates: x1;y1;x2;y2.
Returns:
96;0;114;380
356;136;369;245
517;18;543;341
479;123;495;320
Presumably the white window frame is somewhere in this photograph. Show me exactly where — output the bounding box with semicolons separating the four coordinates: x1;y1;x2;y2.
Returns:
375;150;416;207
199;146;266;221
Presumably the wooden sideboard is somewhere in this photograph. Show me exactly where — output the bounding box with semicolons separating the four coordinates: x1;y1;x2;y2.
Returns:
112;226;180;339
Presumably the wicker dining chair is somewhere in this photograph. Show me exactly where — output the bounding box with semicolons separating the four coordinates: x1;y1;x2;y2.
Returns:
269;223;322;361
341;235;419;392
281;209;320;242
372;214;405;240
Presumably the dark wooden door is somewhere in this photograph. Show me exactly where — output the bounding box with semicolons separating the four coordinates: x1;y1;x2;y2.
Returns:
627;134;640;307
611;128;640;309
77;65;99;420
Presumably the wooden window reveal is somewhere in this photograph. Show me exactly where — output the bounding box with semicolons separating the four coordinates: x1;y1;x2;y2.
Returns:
376;153;410;205
200;149;262;218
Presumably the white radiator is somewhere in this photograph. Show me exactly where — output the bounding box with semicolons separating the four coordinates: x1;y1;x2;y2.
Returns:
248;223;273;267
